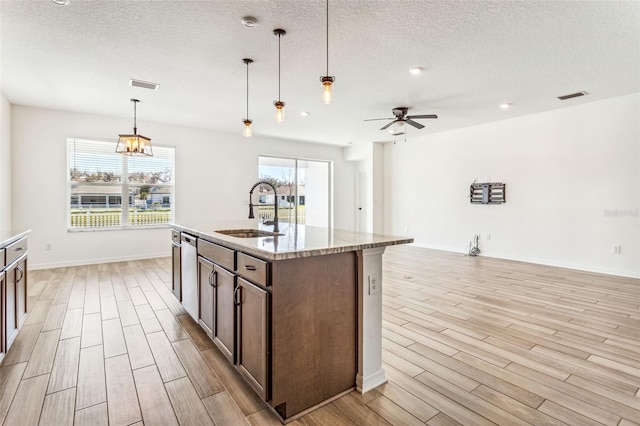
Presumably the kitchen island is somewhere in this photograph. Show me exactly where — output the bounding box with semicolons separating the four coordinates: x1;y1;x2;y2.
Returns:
171;221;412;423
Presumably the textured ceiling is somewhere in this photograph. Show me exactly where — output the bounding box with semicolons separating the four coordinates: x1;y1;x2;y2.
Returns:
1;0;639;146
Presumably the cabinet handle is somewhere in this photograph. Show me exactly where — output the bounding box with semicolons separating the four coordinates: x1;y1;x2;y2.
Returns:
16;266;24;282
233;286;240;306
13;247;24;252
208;269;217;287
244;265;257;271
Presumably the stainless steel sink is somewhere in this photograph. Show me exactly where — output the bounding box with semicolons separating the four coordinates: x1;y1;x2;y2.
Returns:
215;229;283;238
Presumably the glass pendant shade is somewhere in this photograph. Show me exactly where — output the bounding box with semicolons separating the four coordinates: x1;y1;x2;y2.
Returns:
116;99;152;156
243;119;253;137
321;76;334;104
274;101;285;123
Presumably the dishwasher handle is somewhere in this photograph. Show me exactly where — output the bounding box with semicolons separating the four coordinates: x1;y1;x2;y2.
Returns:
181;233;197;247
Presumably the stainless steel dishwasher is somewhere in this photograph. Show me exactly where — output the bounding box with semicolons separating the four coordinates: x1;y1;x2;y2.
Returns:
180;233;198;321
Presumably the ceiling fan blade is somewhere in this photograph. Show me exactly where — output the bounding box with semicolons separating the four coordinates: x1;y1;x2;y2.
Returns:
406;114;438;119
380;121;395;130
405;119;425;129
364;117;394;122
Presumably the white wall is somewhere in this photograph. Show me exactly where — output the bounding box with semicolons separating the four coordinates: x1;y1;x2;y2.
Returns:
0;93;11;234
385;93;640;278
12;105;355;269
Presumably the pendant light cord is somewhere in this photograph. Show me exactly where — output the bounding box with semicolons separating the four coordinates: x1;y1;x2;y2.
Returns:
278;34;281;101
326;0;329;75
246;61;249;118
132;99;138;134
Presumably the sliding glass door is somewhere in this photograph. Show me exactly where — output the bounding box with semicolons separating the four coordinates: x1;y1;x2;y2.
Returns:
258;156;331;228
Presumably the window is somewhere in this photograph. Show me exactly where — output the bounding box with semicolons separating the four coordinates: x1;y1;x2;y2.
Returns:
68;138;175;229
258;156;331;228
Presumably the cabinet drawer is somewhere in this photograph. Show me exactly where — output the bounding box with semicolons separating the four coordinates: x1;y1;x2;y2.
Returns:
171;229;181;245
5;238;27;265
198;239;235;271
237;252;268;287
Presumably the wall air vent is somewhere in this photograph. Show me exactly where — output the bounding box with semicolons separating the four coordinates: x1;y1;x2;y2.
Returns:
557;91;587;100
129;79;160;91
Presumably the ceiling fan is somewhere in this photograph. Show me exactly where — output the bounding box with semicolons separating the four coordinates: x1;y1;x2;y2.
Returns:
364;107;438;131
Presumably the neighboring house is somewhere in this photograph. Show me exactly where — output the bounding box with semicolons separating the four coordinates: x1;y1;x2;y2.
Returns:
70;184;172;209
258;185;305;207
147;186;172;208
70;185;124;209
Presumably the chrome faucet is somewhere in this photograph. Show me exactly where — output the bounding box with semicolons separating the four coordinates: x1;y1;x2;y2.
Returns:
248;180;279;233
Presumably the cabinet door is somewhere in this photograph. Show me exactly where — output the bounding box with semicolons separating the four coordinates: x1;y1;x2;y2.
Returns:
172;244;181;301
236;277;269;400
16;258;27;328
213;266;235;363
198;257;214;338
1;272;5;358
4;264;17;351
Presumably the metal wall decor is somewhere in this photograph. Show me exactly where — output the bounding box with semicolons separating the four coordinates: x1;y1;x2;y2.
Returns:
469;182;505;204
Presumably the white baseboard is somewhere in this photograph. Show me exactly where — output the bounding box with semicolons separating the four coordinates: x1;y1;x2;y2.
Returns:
408;243;640;279
29;252;171;270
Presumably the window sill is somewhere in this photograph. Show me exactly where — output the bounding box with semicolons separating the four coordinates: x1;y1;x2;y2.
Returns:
67;224;171;233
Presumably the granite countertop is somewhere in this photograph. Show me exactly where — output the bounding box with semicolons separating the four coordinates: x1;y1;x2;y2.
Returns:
172;221;413;261
0;229;31;249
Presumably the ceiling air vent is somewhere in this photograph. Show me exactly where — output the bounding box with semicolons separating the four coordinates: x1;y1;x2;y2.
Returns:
129;79;160;91
557;91;587;101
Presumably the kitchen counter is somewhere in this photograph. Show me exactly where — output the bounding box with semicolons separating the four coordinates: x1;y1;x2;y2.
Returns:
171;220;413;261
172;221;413;422
0;229;30;249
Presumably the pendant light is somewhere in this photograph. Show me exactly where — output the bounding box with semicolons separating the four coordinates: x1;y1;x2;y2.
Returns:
116;99;153;156
320;0;335;104
242;58;254;137
273;28;286;123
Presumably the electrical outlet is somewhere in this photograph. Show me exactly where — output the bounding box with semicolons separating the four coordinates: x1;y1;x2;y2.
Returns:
612;245;621;254
368;274;380;295
44;243;52;251
486;234;491;241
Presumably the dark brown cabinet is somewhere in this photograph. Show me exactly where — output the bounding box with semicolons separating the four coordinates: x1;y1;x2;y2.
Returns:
16;258;27;329
212;266;235;363
198;257;214;337
236;277;269;401
2;236;28;357
171;230;356;423
0;270;5;359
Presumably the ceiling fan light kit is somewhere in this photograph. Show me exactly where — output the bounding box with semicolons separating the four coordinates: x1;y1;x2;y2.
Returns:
365;106;438;134
116;99;153;156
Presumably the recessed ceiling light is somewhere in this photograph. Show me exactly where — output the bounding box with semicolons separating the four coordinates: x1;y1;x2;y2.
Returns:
499;103;511;109
51;0;69;4
300;112;310;117
409;67;423;75
242;16;258;27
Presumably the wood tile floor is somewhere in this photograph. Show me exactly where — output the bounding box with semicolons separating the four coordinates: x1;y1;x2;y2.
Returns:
1;245;639;425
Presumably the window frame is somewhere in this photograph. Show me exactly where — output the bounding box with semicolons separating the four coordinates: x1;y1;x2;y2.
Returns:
67;138;176;232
